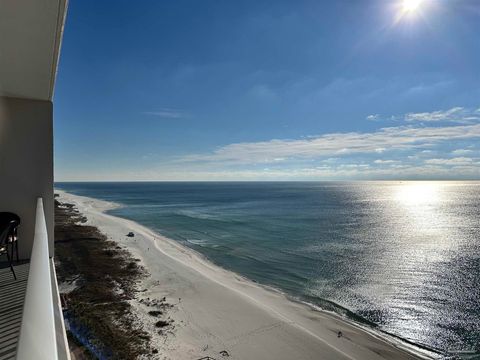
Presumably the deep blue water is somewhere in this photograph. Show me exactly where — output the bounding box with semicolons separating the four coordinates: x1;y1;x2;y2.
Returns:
55;181;480;357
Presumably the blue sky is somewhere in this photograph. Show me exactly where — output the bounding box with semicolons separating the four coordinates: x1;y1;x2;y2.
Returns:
54;0;480;181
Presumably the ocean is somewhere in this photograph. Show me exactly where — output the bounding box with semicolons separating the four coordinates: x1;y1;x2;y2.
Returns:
55;181;480;357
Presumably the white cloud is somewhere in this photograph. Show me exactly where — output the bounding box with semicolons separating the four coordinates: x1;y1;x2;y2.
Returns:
322;158;339;163
371;106;480;124
374;159;398;164
180;123;480;165
62;105;480;181
424;157;475;166
143;108;189;119
59;164;480;182
451;149;473;155
404;106;480;123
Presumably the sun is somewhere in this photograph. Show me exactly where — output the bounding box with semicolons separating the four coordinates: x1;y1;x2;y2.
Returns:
402;0;424;13
394;0;428;23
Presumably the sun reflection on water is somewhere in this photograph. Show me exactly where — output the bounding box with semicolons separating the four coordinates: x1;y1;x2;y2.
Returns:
391;182;449;244
394;181;442;206
366;182;464;348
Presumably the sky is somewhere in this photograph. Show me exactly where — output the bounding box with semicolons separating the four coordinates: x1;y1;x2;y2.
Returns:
54;0;480;181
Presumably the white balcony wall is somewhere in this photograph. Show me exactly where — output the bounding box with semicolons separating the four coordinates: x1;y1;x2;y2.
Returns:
0;96;54;258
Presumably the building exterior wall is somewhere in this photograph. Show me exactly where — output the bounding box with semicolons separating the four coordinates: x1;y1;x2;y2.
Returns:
0;96;54;258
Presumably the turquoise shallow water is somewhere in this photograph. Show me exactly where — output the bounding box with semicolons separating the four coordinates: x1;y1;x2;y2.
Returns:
55;181;480;357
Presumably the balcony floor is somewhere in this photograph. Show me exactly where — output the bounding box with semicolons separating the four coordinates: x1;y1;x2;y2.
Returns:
0;260;29;360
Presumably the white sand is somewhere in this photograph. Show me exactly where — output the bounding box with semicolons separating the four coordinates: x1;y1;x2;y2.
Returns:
56;190;434;360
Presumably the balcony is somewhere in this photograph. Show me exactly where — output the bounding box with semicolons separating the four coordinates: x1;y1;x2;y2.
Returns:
0;199;69;360
0;1;68;357
0;262;28;359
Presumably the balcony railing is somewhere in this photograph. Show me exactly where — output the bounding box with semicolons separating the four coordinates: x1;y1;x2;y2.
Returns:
16;198;70;360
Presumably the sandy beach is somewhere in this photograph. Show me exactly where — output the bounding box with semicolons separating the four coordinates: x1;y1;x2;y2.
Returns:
56;190;433;360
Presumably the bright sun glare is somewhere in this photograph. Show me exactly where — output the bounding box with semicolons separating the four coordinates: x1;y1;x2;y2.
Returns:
395;182;441;206
395;0;429;24
402;0;424;13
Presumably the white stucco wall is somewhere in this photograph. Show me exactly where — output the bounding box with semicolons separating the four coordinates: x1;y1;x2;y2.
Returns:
0;96;54;258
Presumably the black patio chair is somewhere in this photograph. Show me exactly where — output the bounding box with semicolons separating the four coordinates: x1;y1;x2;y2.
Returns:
0;220;17;280
0;212;20;262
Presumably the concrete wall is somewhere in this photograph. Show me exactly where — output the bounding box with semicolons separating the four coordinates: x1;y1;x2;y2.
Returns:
0;96;54;258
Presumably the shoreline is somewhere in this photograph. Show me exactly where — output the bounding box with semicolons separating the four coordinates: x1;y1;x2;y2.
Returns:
54;195;162;358
55;189;436;360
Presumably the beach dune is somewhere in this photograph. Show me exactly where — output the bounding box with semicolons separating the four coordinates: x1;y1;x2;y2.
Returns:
57;190;429;360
